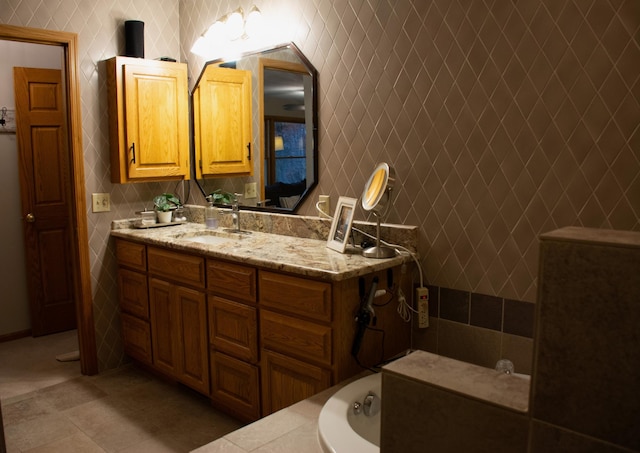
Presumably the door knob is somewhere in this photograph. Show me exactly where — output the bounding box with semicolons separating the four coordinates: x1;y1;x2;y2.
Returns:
26;213;35;223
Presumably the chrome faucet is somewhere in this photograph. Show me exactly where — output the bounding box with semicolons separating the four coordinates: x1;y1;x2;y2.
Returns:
224;193;242;232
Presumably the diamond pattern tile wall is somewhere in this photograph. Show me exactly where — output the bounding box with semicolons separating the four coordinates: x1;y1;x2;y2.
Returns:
2;0;181;370
2;0;638;370
181;0;640;305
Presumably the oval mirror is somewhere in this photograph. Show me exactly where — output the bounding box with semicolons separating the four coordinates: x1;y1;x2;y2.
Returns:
192;43;318;213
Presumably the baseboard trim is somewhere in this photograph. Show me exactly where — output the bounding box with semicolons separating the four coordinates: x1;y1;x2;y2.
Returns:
0;329;32;343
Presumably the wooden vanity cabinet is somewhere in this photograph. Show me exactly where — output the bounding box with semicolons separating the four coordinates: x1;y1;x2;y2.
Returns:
115;239;152;365
259;271;334;414
259;267;412;416
115;238;411;421
106;56;190;183
147;247;209;395
207;259;261;421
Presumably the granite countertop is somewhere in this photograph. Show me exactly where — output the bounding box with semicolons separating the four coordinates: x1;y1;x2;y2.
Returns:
111;221;411;281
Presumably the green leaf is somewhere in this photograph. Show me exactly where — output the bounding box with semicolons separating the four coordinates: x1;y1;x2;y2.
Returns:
153;193;181;212
209;189;233;205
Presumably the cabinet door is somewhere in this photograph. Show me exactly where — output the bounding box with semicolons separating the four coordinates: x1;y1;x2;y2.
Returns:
121;313;152;364
194;67;252;177
149;278;178;377
117;268;149;319
176;286;209;395
261;349;331;416
209;296;258;363
210;350;260;422
123;61;189;180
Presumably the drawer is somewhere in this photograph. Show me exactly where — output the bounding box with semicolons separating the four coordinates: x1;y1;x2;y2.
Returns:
147;247;205;288
207;260;256;303
117;268;149;319
121;313;152;364
209;296;258;363
115;239;146;271
210;350;260;422
260;310;332;366
259;271;332;322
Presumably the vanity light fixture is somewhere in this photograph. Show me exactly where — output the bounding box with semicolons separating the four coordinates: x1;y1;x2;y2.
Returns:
191;6;264;58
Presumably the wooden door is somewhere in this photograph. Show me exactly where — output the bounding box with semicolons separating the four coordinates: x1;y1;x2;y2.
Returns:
149;278;178;377
210;350;260;421
261;349;331;416
194;67;252;177
176;286;209;395
123;62;189;180
14;67;77;337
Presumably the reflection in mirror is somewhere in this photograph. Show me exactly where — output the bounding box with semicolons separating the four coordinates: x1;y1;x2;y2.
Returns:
193;43;317;213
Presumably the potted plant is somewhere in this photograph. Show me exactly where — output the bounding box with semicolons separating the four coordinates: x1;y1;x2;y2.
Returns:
208;189;234;205
153;193;181;223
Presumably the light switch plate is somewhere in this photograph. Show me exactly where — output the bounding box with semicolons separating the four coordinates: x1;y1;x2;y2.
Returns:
92;193;111;212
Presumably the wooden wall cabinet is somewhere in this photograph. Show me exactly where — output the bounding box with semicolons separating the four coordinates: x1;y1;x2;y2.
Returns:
193;66;253;178
106;57;190;183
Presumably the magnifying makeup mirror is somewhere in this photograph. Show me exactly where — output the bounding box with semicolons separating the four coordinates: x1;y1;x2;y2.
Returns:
361;163;396;258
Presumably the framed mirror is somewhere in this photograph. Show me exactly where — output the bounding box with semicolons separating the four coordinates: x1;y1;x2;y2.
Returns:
192;43;318;213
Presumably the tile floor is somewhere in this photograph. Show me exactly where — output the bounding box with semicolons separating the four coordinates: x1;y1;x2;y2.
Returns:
0;331;244;452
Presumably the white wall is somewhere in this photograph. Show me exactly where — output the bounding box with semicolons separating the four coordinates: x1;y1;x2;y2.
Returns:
0;41;63;337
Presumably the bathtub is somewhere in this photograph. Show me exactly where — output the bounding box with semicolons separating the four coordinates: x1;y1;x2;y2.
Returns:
318;372;381;453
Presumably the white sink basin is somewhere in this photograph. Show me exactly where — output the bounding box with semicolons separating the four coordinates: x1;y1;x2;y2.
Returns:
181;234;232;245
174;230;242;246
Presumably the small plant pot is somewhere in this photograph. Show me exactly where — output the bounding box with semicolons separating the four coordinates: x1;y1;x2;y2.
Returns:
156;210;172;224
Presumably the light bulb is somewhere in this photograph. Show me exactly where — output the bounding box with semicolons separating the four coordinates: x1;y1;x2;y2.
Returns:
226;9;244;40
244;6;263;38
204;20;225;40
190;36;208;56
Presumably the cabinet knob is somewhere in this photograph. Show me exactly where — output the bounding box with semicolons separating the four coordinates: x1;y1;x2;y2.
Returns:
26;213;36;223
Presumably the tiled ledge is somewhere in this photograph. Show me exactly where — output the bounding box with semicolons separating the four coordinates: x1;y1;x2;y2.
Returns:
383;350;530;413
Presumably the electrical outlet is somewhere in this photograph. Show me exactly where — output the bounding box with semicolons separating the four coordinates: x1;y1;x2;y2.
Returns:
318;195;330;215
416;287;429;328
92;193;111;213
244;182;257;199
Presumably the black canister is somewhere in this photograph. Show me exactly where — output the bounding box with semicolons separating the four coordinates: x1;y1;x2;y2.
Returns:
124;20;144;58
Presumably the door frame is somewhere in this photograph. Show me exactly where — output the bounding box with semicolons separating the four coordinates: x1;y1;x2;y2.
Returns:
0;24;97;375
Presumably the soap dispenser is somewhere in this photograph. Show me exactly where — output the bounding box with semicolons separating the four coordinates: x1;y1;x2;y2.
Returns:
205;202;218;229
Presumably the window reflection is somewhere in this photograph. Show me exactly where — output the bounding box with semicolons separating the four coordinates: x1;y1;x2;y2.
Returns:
264;119;306;208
